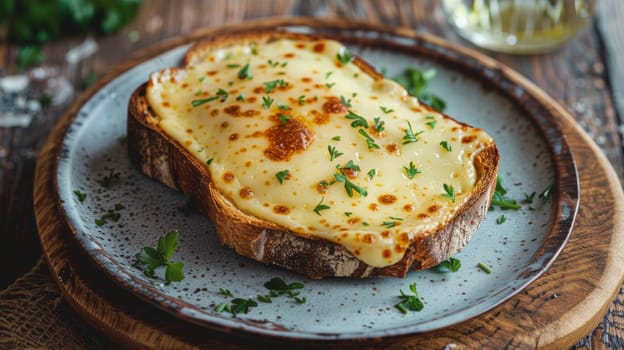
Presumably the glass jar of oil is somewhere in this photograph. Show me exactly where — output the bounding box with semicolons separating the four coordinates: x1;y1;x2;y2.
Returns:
442;0;597;54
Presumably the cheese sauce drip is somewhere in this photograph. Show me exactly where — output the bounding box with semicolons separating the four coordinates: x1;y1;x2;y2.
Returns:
147;39;493;267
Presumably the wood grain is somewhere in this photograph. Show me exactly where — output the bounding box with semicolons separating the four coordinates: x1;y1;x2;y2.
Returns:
33;18;624;349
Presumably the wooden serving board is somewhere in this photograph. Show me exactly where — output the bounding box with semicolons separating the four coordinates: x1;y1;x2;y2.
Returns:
34;19;624;349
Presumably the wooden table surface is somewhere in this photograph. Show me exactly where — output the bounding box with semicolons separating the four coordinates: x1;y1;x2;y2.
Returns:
1;1;623;348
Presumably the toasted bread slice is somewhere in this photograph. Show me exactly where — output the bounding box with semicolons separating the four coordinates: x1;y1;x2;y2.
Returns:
127;31;499;279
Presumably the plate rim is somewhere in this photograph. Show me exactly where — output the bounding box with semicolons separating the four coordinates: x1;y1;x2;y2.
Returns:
49;18;579;343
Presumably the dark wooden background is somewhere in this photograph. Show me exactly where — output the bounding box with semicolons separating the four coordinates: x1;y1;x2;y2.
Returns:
1;0;623;348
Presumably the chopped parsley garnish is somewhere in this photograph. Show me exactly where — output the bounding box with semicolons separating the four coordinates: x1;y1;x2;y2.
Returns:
342;160;359;171
267;59;280;67
192;95;219;107
478;262;492;274
334;171;368;197
344;212;353;217
199;76;206;83
216;88;229;102
539;184;553;200
263;79;287;93
135;230;185;283
403;161;421;179
345;110;369;128
336;49;355;65
437;257;461;273
206;158;213;165
219;288;233;297
237;63;252;80
340;95;352;108
262;96;274;109
362;222;369;226
226;63;241;68
298;95;306;105
373;117;385;132
275;170;290;184
313;197;330;216
440;141;452;152
331;136;341;141
277;114;291;124
523;192;536;204
496;215;506;224
358;129;380;150
278;103;291;110
425;115;437;129
73;190;87;202
97;168;120;188
367;169;376;179
491;176;521;210
325;82;335;89
402;122;424;145
383;217;402;228
442;184;456;203
236;94;245;101
380;106;394;114
215;298;258;315
95;204;124;226
264;277;306;303
328;145;343;161
325;71;333;79
194;90;203;96
394;283;424;314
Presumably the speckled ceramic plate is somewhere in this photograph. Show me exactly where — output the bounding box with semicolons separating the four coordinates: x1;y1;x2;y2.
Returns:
55;23;578;342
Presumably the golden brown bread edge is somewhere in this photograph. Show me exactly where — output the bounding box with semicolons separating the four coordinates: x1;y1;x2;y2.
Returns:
127;31;500;279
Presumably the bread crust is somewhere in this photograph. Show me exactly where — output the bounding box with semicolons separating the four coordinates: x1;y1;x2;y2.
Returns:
127;31;499;279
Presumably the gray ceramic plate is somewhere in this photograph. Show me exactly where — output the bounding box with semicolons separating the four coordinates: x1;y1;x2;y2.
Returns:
56;24;578;341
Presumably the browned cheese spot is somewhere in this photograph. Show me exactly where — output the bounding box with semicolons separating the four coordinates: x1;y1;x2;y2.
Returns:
273;205;290;215
394;245;405;253
296;43;306;49
229;133;239;141
207;70;217;76
284;53;295;59
386;143;399;155
223;172;235;183
221;121;229;129
399;232;410;243
347;218;361;225
368;203;379;211
181;83;189;89
383;249;392;259
381;230;390;238
378;194;397;205
162;101;170;108
313;42;325;53
264;120;314;161
322;96;348;114
417;213;429;219
462;135;477;143
223;105;260;118
427;205;439;213
342;167;359;179
317;182;328;194
186;128;193;134
239;186;254;199
253;87;264;94
363;234;375;244
403;204;415;212
301;77;312;83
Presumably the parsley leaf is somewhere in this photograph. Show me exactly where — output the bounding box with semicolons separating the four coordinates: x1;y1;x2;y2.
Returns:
313;197;330;216
402;122;424;145
496;215;506;224
358;129;380;150
262;96;274;109
336;49;355;65
367;169;376;179
539;184;553;200
237;63;252;80
392;67;446;112
478;262;492;274
328;145;344;161
298;95;306;105
380;106;394;114
334;171;368;197
345;110;369;128
263;79;287;93
97;168;120;188
373;117;385;132
192;95;219;107
73;190;87;202
275;170;290;184
440;141;452;152
395;283;424;314
491;176;521;210
340;95;352;108
136;230;185;283
216;88;229;102
403;161;421;179
437;257;461;272
442;183;456;203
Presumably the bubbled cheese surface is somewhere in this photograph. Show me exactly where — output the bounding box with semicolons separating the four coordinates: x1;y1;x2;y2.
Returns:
146;38;493;267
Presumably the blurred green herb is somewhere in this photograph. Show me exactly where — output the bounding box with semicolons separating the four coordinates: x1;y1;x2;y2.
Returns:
135;230;185;283
392;68;446;112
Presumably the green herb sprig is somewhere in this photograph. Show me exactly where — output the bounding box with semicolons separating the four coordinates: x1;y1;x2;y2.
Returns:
395;283;424;314
136;230;185;283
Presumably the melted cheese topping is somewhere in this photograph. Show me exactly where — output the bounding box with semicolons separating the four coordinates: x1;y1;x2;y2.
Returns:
147;39;493;267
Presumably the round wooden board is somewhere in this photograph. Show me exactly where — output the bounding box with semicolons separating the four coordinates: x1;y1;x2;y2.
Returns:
34;19;624;349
